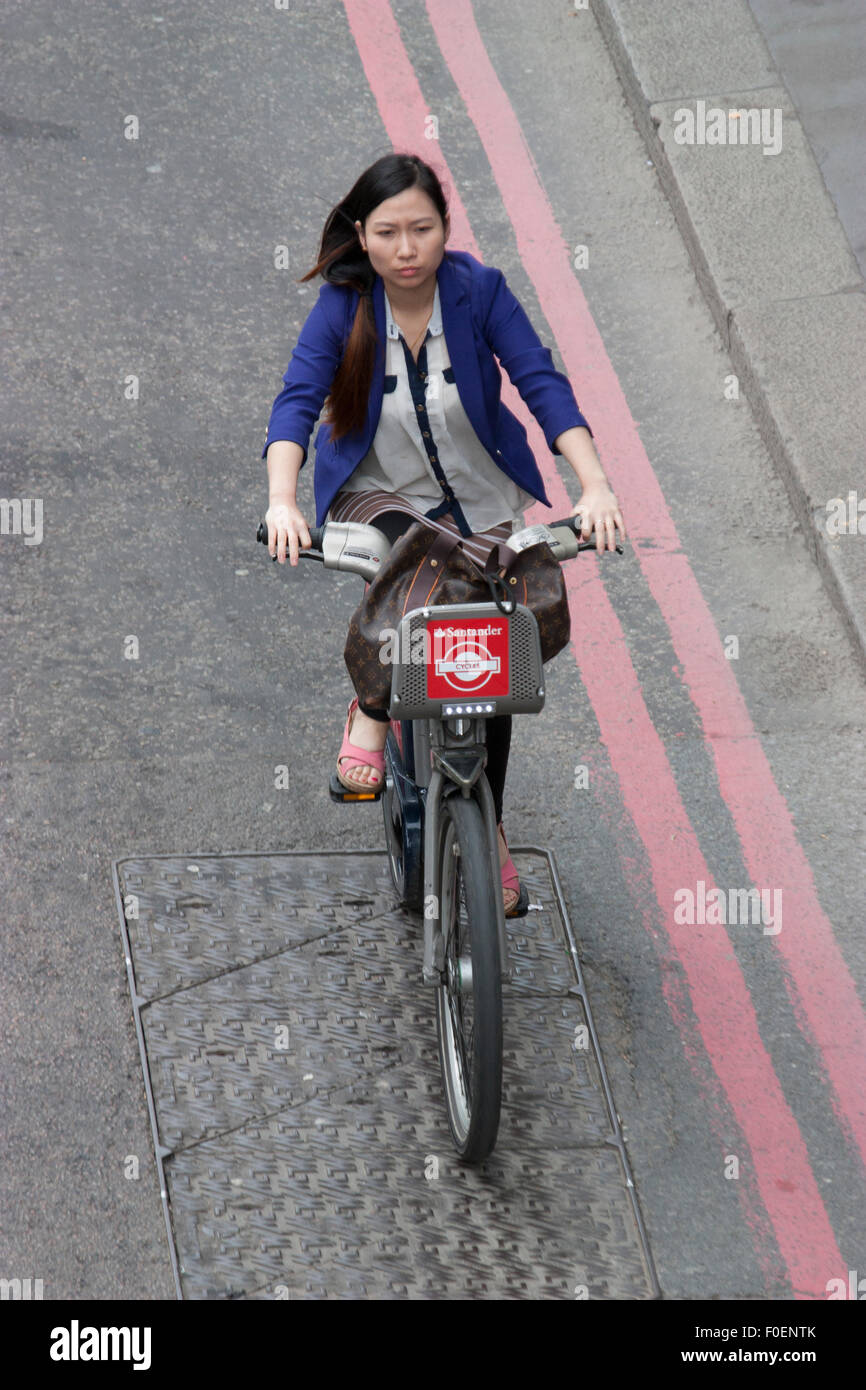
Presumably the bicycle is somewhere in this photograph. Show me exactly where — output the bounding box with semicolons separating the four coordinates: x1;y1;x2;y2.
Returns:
256;514;620;1162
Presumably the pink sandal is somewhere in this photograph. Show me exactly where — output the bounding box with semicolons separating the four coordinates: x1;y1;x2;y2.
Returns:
498;823;521;916
336;695;387;792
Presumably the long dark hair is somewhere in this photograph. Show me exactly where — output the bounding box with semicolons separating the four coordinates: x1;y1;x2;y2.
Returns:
298;153;450;442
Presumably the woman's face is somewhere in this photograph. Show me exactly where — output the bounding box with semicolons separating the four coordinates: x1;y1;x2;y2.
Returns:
355;187;449;301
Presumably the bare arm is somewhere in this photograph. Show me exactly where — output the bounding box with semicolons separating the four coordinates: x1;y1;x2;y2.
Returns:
481;266;624;551
553;425;625;552
265;441;311;566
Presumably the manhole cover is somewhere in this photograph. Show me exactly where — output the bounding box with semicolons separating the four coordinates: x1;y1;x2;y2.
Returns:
113;849;658;1299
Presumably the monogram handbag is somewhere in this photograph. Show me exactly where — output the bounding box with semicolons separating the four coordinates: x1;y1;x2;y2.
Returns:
343;520;571;715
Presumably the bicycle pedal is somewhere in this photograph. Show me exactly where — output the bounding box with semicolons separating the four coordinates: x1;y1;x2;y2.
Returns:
329;771;384;803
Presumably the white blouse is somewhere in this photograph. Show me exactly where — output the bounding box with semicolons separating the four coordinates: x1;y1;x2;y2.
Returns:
338;282;536;531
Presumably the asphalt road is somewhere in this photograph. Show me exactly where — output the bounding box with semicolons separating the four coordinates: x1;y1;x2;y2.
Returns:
1;0;864;1301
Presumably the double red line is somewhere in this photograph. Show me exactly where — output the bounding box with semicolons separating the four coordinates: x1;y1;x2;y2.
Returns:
342;0;864;1296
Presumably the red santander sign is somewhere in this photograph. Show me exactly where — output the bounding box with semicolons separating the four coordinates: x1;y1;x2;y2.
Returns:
425;618;510;698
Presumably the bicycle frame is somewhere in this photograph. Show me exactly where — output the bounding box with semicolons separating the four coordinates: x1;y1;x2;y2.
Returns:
385;597;547;987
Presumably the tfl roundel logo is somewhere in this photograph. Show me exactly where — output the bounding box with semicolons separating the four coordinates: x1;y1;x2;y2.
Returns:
425;617;510;697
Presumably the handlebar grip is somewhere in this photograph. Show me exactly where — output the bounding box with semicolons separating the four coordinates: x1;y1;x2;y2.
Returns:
256;520;324;550
548;513;624;554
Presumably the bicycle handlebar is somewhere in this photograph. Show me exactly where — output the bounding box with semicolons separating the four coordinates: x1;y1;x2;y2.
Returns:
255;513;622;581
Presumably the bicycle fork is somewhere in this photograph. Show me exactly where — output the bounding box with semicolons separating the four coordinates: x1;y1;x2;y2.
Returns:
421;743;512;987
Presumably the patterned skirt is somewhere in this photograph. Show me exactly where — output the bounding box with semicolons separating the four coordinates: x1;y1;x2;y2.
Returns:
327;487;517;567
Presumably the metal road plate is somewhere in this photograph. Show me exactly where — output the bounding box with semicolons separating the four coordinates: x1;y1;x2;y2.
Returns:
114;850;658;1300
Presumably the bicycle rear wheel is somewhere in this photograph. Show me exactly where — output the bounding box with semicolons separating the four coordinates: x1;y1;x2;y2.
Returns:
434;790;503;1163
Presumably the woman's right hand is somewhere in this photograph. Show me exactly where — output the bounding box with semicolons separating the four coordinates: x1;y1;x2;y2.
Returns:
265;501;312;566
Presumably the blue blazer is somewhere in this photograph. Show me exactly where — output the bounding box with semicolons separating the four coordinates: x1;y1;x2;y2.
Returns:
262;248;593;528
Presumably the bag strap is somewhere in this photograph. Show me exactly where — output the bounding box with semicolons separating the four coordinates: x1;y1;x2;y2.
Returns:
402;528;462;616
483;542;519;579
477;541;520;614
450;541;515;614
434;537;519;615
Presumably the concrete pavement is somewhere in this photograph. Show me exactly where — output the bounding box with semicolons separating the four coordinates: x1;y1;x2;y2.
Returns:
593;0;866;673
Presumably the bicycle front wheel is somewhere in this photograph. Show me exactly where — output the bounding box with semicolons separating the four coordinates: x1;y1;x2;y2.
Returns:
434;790;503;1163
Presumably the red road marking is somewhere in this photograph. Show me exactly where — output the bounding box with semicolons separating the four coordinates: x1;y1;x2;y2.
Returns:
427;0;866;1174
342;0;852;1295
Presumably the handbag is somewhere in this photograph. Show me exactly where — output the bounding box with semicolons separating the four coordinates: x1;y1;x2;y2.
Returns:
344;520;571;715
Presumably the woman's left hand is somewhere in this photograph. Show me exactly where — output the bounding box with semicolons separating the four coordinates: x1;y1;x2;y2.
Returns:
570;483;625;553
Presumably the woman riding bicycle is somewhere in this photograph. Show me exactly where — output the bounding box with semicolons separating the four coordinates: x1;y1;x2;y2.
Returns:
262;153;624;916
